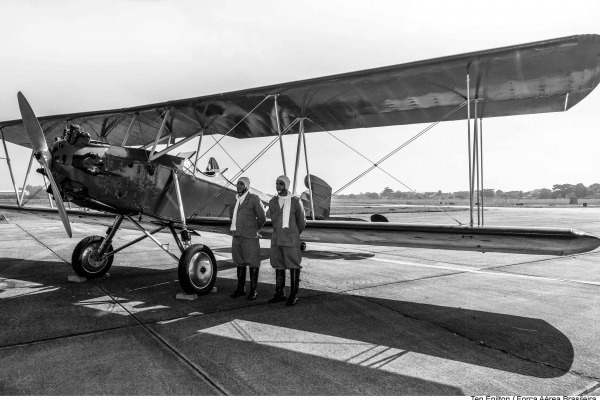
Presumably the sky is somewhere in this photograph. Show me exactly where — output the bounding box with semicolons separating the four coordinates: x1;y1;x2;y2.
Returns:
0;0;599;196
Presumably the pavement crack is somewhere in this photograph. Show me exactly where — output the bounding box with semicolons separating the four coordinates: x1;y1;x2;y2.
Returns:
16;223;72;265
0;324;139;350
89;281;230;395
577;381;600;395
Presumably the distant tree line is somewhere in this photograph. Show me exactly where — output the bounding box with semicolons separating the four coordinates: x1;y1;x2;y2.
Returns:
334;183;600;200
5;183;600;202
0;184;46;199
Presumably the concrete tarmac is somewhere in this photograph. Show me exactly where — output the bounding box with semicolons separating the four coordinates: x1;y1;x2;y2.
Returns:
0;207;599;395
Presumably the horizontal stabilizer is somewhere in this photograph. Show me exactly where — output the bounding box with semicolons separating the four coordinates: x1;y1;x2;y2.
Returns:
371;214;389;222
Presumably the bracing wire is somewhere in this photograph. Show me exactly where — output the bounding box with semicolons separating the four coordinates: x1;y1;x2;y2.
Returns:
310;100;468;223
209;135;243;170
189;118;300;218
307;119;464;225
196;95;274;161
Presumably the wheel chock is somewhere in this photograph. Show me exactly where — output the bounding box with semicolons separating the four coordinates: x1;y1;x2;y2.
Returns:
68;275;87;283
176;292;198;301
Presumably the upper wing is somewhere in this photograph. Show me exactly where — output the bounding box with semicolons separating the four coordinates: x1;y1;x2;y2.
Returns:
2;34;599;149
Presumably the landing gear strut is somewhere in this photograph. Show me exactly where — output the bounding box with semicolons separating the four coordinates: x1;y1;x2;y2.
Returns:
69;214;218;295
72;235;114;278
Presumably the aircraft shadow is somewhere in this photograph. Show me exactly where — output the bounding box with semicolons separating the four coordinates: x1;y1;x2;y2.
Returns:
0;258;573;384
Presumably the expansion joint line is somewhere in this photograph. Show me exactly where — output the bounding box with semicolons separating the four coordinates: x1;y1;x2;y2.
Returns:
121;304;229;394
17;223;71;265
81;272;230;395
579;382;600;396
13;224;228;393
101;288;229;395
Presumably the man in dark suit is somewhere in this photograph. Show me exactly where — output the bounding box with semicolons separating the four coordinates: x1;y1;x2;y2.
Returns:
267;175;306;306
229;177;266;300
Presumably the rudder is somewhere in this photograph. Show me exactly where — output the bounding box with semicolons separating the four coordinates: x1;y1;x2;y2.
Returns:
300;174;332;219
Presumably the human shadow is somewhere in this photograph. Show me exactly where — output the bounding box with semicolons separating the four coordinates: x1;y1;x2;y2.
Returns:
212;247;375;268
0;257;573;381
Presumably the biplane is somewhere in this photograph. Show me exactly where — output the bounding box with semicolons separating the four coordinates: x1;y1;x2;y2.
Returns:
1;34;599;295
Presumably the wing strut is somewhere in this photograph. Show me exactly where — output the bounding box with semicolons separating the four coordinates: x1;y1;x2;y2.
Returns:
172;169;192;247
148;109;170;159
190;117;301;218
18;150;35;206
466;67;486;227
194;130;204;172
292;120;303;194
41;175;54;208
291;118;316;220
274;95;288;176
479;117;485;225
0;130;21;206
122;114;137;146
150;129;204;161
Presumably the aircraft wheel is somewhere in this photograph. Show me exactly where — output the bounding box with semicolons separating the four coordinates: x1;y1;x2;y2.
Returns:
300;242;307;252
72;235;114;278
178;244;217;294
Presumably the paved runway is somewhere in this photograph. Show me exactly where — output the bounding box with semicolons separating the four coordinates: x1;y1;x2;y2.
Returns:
0;207;599;395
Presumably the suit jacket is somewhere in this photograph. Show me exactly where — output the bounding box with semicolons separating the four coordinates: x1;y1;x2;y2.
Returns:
268;195;306;247
229;193;267;238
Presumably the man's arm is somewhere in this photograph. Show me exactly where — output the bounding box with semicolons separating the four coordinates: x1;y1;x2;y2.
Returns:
294;198;306;234
266;198;273;220
254;196;267;228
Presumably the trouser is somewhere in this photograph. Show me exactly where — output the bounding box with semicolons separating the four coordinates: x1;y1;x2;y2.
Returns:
232;236;261;268
269;245;302;270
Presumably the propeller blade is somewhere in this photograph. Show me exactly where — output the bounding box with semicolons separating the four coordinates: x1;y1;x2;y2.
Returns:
41;159;72;238
17;92;72;238
17;92;50;161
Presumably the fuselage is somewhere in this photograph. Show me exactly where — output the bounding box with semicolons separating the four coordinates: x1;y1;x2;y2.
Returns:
48;138;250;221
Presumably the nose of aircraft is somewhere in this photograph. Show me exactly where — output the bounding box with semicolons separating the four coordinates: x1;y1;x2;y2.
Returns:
17;92;72;238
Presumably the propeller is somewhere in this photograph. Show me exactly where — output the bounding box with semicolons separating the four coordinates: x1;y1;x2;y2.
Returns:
17;92;72;238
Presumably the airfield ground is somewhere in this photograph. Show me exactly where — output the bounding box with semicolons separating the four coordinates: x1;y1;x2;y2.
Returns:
0;205;599;395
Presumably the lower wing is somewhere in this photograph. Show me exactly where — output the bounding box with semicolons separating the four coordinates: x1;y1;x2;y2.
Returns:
3;205;598;256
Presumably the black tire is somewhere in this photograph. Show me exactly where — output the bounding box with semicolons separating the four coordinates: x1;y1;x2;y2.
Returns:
72;235;114;278
300;242;307;252
178;244;217;294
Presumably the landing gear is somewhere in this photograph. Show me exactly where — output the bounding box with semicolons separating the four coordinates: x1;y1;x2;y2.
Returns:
72;235;114;278
68;213;218;296
178;244;218;294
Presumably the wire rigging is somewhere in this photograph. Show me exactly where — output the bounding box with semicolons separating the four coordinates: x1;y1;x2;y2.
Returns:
307;118;464;225
189;118;300;218
196;95;274;161
309;100;468;223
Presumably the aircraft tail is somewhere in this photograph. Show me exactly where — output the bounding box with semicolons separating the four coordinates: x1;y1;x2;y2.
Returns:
300;174;331;219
